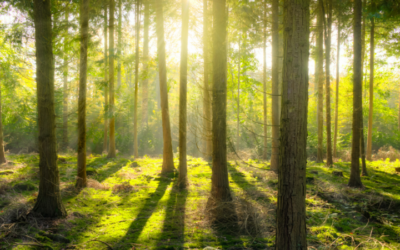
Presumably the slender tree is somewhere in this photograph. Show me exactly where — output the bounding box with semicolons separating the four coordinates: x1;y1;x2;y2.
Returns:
236;32;241;151
103;3;109;153
178;0;189;189
155;0;174;173
32;0;67;217
0;80;6;164
366;16;375;161
133;0;140;158
108;0;116;158
262;0;267;160
348;0;364;188
76;0;89;189
142;0;149;127
203;0;212;161
117;0;122;89
316;0;324;163
360;0;368;176
62;5;69;151
270;0;279;171
276;0;309;247
333;16;340;158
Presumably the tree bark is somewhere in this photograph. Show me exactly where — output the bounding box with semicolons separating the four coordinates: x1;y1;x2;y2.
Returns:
333;16;340;158
155;0;174;173
103;3;109;153
316;0;324;163
348;0;364;188
142;0;149;128
32;0;67;217
263;0;267;161
236;32;241;152
62;6;69;151
203;0;212;161
276;0;309;247
108;0;116;158
76;0;89;189
270;0;279;171
178;0;189;189
133;0;140;158
0;81;6;164
366;17;374;161
360;0;368;176
117;0;122;90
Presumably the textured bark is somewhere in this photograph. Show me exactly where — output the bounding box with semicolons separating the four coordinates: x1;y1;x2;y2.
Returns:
276;0;309;247
155;0;174;173
348;0;363;188
270;0;279;171
263;0;267;161
32;0;66;217
361;123;368;176
178;0;189;189
62;6;69;151
108;0;116;158
76;0;89;189
316;0;324;163
103;4;109;153
0;81;6;164
142;0;149;127
360;0;367;176
236;33;241;152
208;0;232;203
203;0;212;161
117;0;122;90
366;17;374;161
333;16;340;158
133;0;140;158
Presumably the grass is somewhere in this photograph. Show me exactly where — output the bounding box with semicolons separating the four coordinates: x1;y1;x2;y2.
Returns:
0;154;399;249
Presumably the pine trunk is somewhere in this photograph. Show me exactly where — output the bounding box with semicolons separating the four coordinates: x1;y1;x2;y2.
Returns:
142;0;149;127
155;0;175;173
32;0;66;217
117;0;122;90
333;16;340;158
76;0;89;189
348;0;363;188
203;0;212;161
366;18;374;161
270;0;279;171
262;0;267;161
0;81;6;164
316;0;324;163
103;4;109;153
236;34;241;152
62;7;69;151
178;0;189;189
108;0;116;158
133;0;140;158
276;0;309;247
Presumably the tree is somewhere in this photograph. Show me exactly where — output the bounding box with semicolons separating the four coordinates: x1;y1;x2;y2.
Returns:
133;0;140;158
348;0;364;188
276;0;309;247
0;81;6;164
117;0;122;90
178;0;189;189
333;15;340;158
236;31;241;152
32;0;67;217
108;0;116;158
366;14;375;161
155;0;174;173
203;0;212;161
262;0;267;160
270;0;279;171
62;5;69;151
142;0;149;128
103;3;109;153
316;0;324;163
76;0;89;189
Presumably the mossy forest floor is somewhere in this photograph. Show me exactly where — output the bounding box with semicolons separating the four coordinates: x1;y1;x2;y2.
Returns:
0;154;400;249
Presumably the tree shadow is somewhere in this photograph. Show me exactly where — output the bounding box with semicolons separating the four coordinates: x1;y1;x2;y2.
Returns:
115;178;172;249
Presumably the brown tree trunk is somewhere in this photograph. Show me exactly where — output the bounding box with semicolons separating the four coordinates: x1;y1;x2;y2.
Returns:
236;33;241;152
117;0;122;90
276;0;309;247
263;0;267;161
76;0;89;189
108;0;116;158
316;0;324;163
348;0;363;188
133;0;140;158
360;0;368;176
366;17;374;161
203;0;212;161
178;0;189;189
0;81;6;164
333;16;340;158
103;4;109;153
62;6;69;151
361;122;368;176
32;0;67;217
270;0;279;171
155;0;174;173
142;0;149;128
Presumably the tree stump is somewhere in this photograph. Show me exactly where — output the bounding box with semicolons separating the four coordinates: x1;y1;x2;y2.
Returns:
333;171;344;177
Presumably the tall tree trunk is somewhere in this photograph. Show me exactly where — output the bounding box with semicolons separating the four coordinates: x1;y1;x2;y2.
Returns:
333;16;340;158
0;81;6;164
117;0;122;90
323;0;333;166
178;0;189;189
348;0;363;188
207;0;233;208
142;0;149;128
360;0;368;176
263;0;267;161
366;17;374;161
270;0;279;171
203;0;212;161
108;0;116;158
103;4;109;153
76;0;89;188
32;0;67;217
155;0;174;173
236;33;241;152
133;0;140;158
62;6;69;151
316;0;324;163
276;0;309;247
